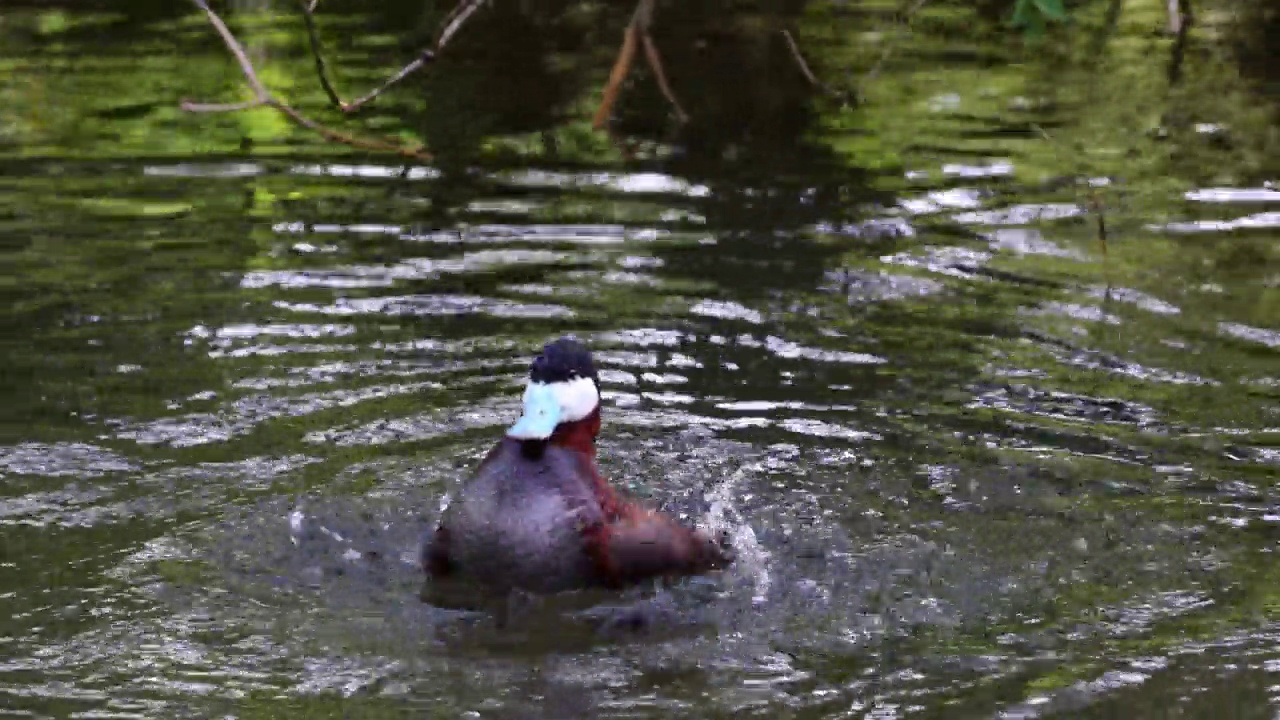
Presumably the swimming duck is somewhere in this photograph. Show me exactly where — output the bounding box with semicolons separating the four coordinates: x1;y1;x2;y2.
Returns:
422;337;734;594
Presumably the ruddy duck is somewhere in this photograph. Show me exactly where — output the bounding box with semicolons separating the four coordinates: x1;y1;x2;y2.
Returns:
422;337;733;594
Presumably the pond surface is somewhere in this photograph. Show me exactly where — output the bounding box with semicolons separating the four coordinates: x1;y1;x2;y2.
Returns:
2;1;1279;718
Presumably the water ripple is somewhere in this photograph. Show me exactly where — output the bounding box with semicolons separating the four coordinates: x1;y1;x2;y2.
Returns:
881;245;992;279
763;335;886;364
1184;187;1280;203
1024;301;1122;326
289;163;440;181
898;188;985;215
400;224;636;245
986;228;1086;259
499;169;711;197
1084;287;1181;315
1150;211;1280;233
1220;322;1280;348
0;443;139;479
143;162;264;178
1026;331;1219;386
690;300;764;324
186;323;357;342
112;383;440;447
821;269;946;303
953;203;1084;225
241;250;583;290
272;295;575;319
943;160;1015;178
968;382;1161;428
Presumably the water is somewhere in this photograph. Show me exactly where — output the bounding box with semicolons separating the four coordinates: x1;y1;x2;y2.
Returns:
2;1;1279;718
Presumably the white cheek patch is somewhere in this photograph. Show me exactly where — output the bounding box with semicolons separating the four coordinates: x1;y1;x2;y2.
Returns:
544;376;600;423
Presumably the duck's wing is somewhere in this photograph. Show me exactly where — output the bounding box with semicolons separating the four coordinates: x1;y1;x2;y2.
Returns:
422;440;509;577
587;510;734;588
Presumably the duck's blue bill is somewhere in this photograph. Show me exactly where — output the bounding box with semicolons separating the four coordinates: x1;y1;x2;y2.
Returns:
507;382;562;440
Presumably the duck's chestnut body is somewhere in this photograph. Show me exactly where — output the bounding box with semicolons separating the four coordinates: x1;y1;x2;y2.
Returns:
423;339;732;594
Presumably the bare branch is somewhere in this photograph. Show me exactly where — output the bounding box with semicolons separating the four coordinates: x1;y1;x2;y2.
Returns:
437;0;486;49
297;0;346;109
781;30;818;86
295;0;484;114
592;17;640;129
341;51;434;112
593;0;690;129
780;29;855;106
182;0;432;161
639;32;688;124
272;103;431;159
191;0;269;100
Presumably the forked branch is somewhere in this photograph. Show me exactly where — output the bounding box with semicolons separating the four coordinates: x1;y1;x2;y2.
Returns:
298;0;486;113
181;0;432;161
592;0;688;130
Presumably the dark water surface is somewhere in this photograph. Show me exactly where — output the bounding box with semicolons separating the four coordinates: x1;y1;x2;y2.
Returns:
2;1;1279;718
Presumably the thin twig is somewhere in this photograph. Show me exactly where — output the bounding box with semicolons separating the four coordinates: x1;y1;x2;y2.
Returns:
296;0;484;113
437;0;486;49
273;103;429;158
863;0;930;86
297;0;345;109
1089;191;1112;293
1032;123;1112;271
781;29;819;86
1090;194;1109;260
354;0;487;107
184;0;432;161
592;0;689;129
632;0;688;123
780;28;854;105
640;32;688;123
194;0;268;98
342;53;434;111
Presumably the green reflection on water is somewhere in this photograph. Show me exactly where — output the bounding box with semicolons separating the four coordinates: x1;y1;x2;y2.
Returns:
1;0;1278;718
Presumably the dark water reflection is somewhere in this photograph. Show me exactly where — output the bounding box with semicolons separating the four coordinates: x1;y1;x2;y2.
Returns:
3;1;1280;718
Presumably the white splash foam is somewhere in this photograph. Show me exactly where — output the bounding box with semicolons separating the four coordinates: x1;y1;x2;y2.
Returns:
703;464;771;605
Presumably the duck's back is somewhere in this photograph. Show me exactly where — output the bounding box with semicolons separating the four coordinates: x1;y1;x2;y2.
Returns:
434;438;606;593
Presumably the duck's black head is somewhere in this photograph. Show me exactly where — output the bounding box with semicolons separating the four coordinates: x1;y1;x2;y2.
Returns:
507;336;601;444
529;336;599;386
